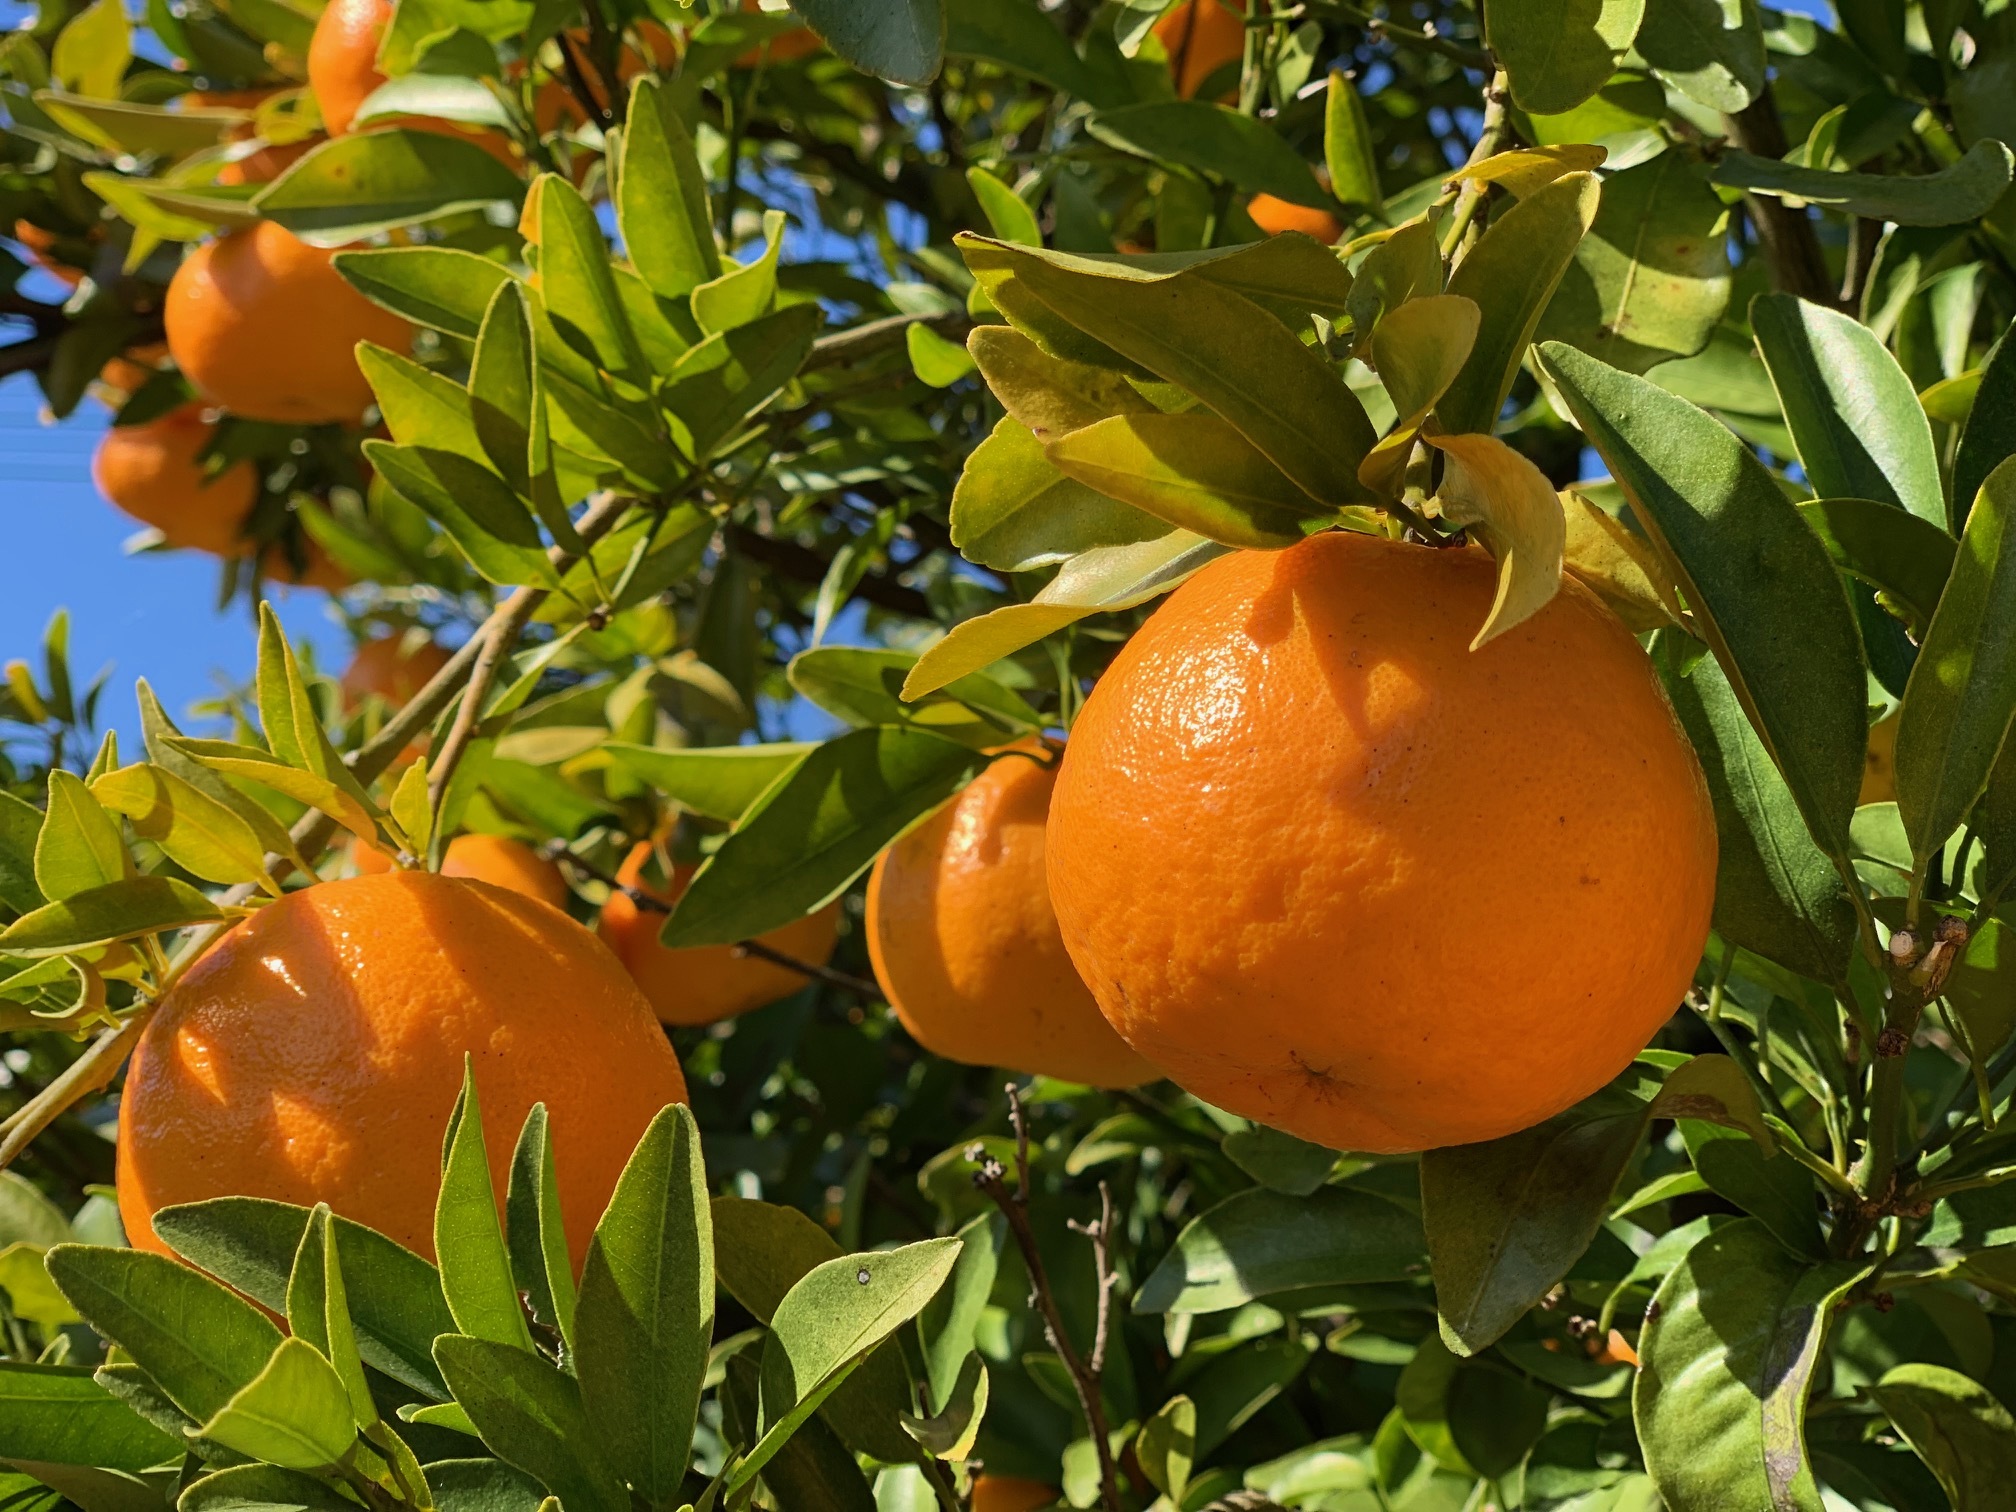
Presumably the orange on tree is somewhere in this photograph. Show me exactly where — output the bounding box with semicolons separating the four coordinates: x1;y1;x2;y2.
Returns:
865;748;1157;1088
12;218;87;287
340;631;453;708
1154;0;1247;99
1247;193;1343;244
96;340;170;402
90;404;258;556
969;1479;1059;1512
117;870;687;1263
178;87;318;186
599;840;839;1026
1045;531;1717;1152
307;0;521;166
164;220;414;425
733;0;820;66
352;832;571;912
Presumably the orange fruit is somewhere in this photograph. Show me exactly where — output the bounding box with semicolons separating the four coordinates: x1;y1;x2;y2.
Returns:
165;221;414;425
97;340;170;401
864;749;1157;1088
91;404;259;556
262;537;352;592
1046;532;1717;1152
1153;0;1246;99
1861;711;1899;805
307;0;520;166
340;633;453;709
352;834;571;913
177;87;317;186
970;1480;1058;1512
599;840;840;1027
117;870;687;1263
1248;194;1343;244
14;219;85;287
733;0;820;66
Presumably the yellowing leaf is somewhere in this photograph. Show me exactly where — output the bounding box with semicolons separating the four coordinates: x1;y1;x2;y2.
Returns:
1448;145;1608;198
1358;295;1481;496
1562;488;1683;631
1427;434;1566;650
967;326;1157;442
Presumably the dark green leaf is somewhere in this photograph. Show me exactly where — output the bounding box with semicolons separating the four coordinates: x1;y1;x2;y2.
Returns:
1488;0;1647;115
1797;498;1955;638
178;1463;361;1512
663;303;821;459
0;1363;181;1472
1219;1125;1337;1197
331;249;516;340
602;742;816;823
785;649;1040;749
1868;1362;2016;1508
1634;0;1764;110
1089;101;1330;209
790;0;943;85
425;1459;547;1512
1711;140;2015;227
434;1335;626;1512
1681;1122;1823;1258
1955;319;2016;530
256;129;526;245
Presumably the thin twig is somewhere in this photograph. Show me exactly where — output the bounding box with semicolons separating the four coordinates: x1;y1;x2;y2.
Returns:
427;589;540;818
803;308;971;372
969;1087;1122;1512
1067;1181;1119;1379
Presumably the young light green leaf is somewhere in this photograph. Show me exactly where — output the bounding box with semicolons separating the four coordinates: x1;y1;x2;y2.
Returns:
619;77;721;299
1540;342;1867;868
1358;294;1479;495
1649;1054;1775;1151
0;876;225;956
662;303;821;460
34;769;127;903
966;165;1041;246
951;418;1166;573
602;742;816;823
359;343;485;459
294;1208;378;1430
193;1338;357;1470
1868;1363;2016;1508
909;322;977;387
1324;70;1380;209
917;1211;1005;1416
389;759;432;862
166;737;382;850
528;173;647;382
135;680;309;878
1426;433;1567;650
435;1062;536;1354
90;763;277;894
1439;171;1599;436
50;0;128;99
966;324;1157;443
660;728;986;948
693;207;785;335
1488;0;1646;115
1895;457;2016;864
1711;139;2014;227
505;1105;575;1351
787;648;1040;748
1345;220;1440;351
1137;1395;1197;1501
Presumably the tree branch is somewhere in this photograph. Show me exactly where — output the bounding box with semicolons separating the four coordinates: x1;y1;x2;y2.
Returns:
725;522;933;617
1725;93;1839;308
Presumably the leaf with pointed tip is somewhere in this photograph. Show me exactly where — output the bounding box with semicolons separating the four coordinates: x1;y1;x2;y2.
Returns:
332;248;516;338
619;77;720;300
0;1361;181;1473
194;1337;357;1470
1359;295;1479;495
1427;433;1566;649
1711;139;2014;227
1488;0;1646;115
435;1067;534;1354
951;418;1166;572
35;770;127;902
0;876;224;956
789;0;943;84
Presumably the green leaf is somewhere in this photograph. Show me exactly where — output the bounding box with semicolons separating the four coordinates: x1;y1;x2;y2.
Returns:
950;418;1166;573
0;876;224;956
253;606;380;824
1752;293;1944;526
1045;412;1332;548
1710;139;2015;227
790;0;943;85
423;1459;545;1512
434;1336;626;1512
1135;1185;1427;1314
900;1353;986;1461
1955;320;2016;530
179;1464;360;1512
435;1063;535;1353
1423;1075;1652;1356
1323;70;1380;210
193;1338;357;1470
36;770;127;902
1357;293;1478;495
532;173;646;383
151;1197;453;1400
660;728;986;948
50;0;129;98
359;343;485;461
332;249;516;339
602;742;817;823
136;682;309;879
1634;1220;1867;1512
1439;172;1600;436
662;304;821;459
1634;0;1764;111
0;1364;182;1473
1089;101;1330;210
90;763;276;893
1137;1396;1196;1501
1658;646;1858;988
365;441;559;589
787;649;1040;748
944;0;1115;103
576;1105;712;1504
1682;1122;1822;1258
1219;1125;1336;1197
1540;342;1866;869
0;1176;69;1249
36;89;238;156
504;1106;575;1351
1868;1363;2016;1508
619;77;720;300
167;738;380;851
908;322;977;387
285;1208;376;1430
1537;152;1731;376
1796;498;1955;638
902;531;1230;698
0;791;45;916
44;1246;283;1423
917;1212;1005;1414
255;129;527;246
965;166;1041;246
693;208;785;336
1488;0;1646;115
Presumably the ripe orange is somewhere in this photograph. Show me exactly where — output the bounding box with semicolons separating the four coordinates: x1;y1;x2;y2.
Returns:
598;840;840;1027
352;833;571;913
165;221;414;425
1248;194;1343;244
13;219;86;287
118;871;687;1263
1046;532;1717;1152
178;87;318;186
340;633;453;709
864;750;1157;1088
97;340;170;402
1154;0;1246;99
262;537;352;592
307;0;520;166
733;0;820;66
91;404;259;556
970;1479;1058;1512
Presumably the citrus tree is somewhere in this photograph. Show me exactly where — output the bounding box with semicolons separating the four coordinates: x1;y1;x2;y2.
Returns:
5;1;2016;1509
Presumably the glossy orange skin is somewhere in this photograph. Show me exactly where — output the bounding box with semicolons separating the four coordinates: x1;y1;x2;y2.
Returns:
1153;0;1246;99
166;222;414;425
353;834;571;913
970;1480;1058;1512
340;634;453;708
1047;532;1718;1152
1248;194;1343;244
118;871;687;1264
865;753;1157;1088
91;405;259;556
599;841;840;1027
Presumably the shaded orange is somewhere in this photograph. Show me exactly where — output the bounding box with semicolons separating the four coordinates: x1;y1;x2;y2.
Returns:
733;0;821;66
117;871;687;1264
98;340;170;401
971;1480;1058;1512
865;751;1156;1088
165;221;414;425
91;404;259;556
340;633;452;708
306;0;520;167
1248;194;1343;244
1046;532;1717;1152
1153;0;1246;99
353;834;570;912
599;841;839;1027
262;538;352;592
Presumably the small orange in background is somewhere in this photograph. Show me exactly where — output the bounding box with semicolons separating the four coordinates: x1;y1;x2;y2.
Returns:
970;1479;1058;1512
599;840;840;1026
864;747;1157;1089
307;0;521;167
97;340;171;402
117;870;687;1265
340;632;453;709
733;0;821;66
1153;0;1247;99
1046;531;1717;1152
351;833;571;912
91;404;259;556
165;220;414;425
261;538;351;592
13;218;87;287
1247;194;1343;244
